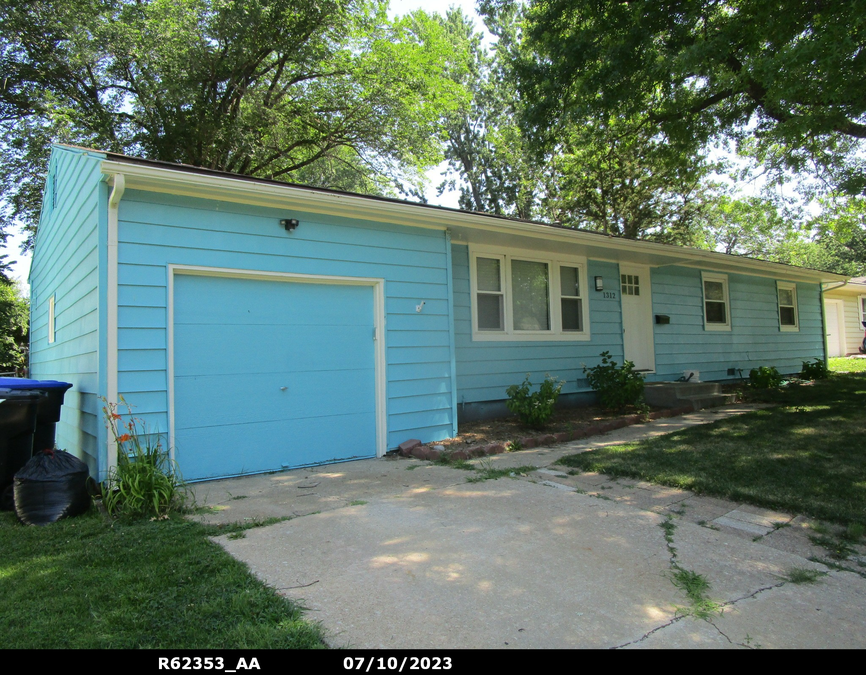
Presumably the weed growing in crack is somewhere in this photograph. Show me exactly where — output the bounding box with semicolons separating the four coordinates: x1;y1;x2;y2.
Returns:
202;516;294;537
659;517;677;545
435;456;474;471
781;567;827;584
697;520;720;531
807;557;866;580
466;465;536;483
809;534;855;560
670;566;723;620
743;634;762;649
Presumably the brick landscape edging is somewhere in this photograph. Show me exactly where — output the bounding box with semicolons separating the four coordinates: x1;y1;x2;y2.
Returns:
398;405;695;462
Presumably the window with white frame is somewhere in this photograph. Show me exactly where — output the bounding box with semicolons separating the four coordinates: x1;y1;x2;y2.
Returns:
777;282;799;331
860;296;866;328
701;272;730;331
470;248;590;341
48;294;56;344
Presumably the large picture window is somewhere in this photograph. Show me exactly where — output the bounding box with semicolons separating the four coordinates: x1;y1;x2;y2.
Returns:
777;282;799;331
470;248;590;341
701;272;731;331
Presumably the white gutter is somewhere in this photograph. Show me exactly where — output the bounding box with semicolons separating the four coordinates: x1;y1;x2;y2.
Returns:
107;173;125;474
99;159;848;284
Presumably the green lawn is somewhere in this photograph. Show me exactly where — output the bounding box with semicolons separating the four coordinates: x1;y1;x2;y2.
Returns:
830;356;866;372
558;373;866;525
0;511;326;649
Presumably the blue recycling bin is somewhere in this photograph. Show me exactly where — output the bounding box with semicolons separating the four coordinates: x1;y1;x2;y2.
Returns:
0;378;73;455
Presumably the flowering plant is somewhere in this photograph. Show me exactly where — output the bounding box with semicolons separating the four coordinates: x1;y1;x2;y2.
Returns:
101;397;189;518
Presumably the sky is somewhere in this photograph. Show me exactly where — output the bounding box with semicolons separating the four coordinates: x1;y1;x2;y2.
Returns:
5;0;485;288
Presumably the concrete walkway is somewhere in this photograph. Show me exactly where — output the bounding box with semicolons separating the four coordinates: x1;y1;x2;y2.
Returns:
192;406;866;649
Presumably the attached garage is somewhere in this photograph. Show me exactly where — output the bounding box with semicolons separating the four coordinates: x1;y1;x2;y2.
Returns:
170;268;384;481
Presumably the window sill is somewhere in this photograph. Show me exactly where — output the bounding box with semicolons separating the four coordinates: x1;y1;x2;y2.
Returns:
472;331;592;342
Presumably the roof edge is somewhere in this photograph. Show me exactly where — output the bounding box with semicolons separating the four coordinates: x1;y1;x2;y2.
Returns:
83;146;849;284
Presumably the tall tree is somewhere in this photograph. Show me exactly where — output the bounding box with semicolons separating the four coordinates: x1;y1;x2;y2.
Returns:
437;7;546;220
0;0;468;248
515;0;866;198
545;116;714;243
0;281;28;374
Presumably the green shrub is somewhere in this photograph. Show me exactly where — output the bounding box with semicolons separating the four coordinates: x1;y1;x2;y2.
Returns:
101;398;190;519
583;351;645;410
801;358;829;380
749;366;782;389
506;374;564;430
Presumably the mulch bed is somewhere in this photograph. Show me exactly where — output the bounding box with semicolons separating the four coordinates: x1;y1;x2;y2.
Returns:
395;403;697;462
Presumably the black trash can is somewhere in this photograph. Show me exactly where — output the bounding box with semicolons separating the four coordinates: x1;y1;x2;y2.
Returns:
0;389;44;506
0;378;74;453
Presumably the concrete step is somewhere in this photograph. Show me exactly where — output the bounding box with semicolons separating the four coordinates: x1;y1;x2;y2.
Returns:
644;381;727;409
682;393;738;411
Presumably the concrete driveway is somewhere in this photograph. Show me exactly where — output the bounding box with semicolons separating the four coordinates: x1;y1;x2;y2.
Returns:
192;407;866;649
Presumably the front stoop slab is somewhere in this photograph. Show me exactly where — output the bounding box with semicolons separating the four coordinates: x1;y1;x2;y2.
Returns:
645;382;736;411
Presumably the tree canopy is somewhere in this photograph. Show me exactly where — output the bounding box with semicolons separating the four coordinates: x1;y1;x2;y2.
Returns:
0;281;28;373
516;0;866;198
0;0;468;248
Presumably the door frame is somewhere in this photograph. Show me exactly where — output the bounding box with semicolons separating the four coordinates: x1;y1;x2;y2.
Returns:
619;264;656;372
166;264;387;465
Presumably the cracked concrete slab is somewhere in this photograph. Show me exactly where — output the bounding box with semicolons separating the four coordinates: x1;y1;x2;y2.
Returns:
219;480;681;649
195;404;866;649
631;571;866;649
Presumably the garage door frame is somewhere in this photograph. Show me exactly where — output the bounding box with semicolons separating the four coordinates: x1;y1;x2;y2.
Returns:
166;264;387;469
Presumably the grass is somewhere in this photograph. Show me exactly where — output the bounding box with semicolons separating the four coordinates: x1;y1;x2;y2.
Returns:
829;357;866;373
781;567;827;584
0;509;326;649
557;373;866;525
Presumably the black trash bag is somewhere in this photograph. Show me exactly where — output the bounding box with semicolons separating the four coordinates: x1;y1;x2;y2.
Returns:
14;449;91;526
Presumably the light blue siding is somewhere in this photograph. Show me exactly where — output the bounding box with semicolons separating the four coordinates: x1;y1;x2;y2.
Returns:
650;267;824;381
452;244;826;406
115;189;455;454
28;146;106;475
452;244;623;404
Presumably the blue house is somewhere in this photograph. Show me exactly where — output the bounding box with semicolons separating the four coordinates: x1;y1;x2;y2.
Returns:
29;144;847;482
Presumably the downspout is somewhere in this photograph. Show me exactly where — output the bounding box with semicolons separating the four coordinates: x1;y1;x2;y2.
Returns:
106;173;125;474
445;230;458;437
820;282;829;368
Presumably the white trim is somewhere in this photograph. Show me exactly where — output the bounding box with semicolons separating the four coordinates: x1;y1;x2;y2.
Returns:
777;281;799;332
859;295;866;328
47;295;55;344
97;157;847;284
166;264;387;462
106;173;124;475
469;245;591;342
701;271;731;331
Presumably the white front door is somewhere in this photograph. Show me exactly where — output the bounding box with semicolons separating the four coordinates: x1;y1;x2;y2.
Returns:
825;300;844;357
620;265;655;372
